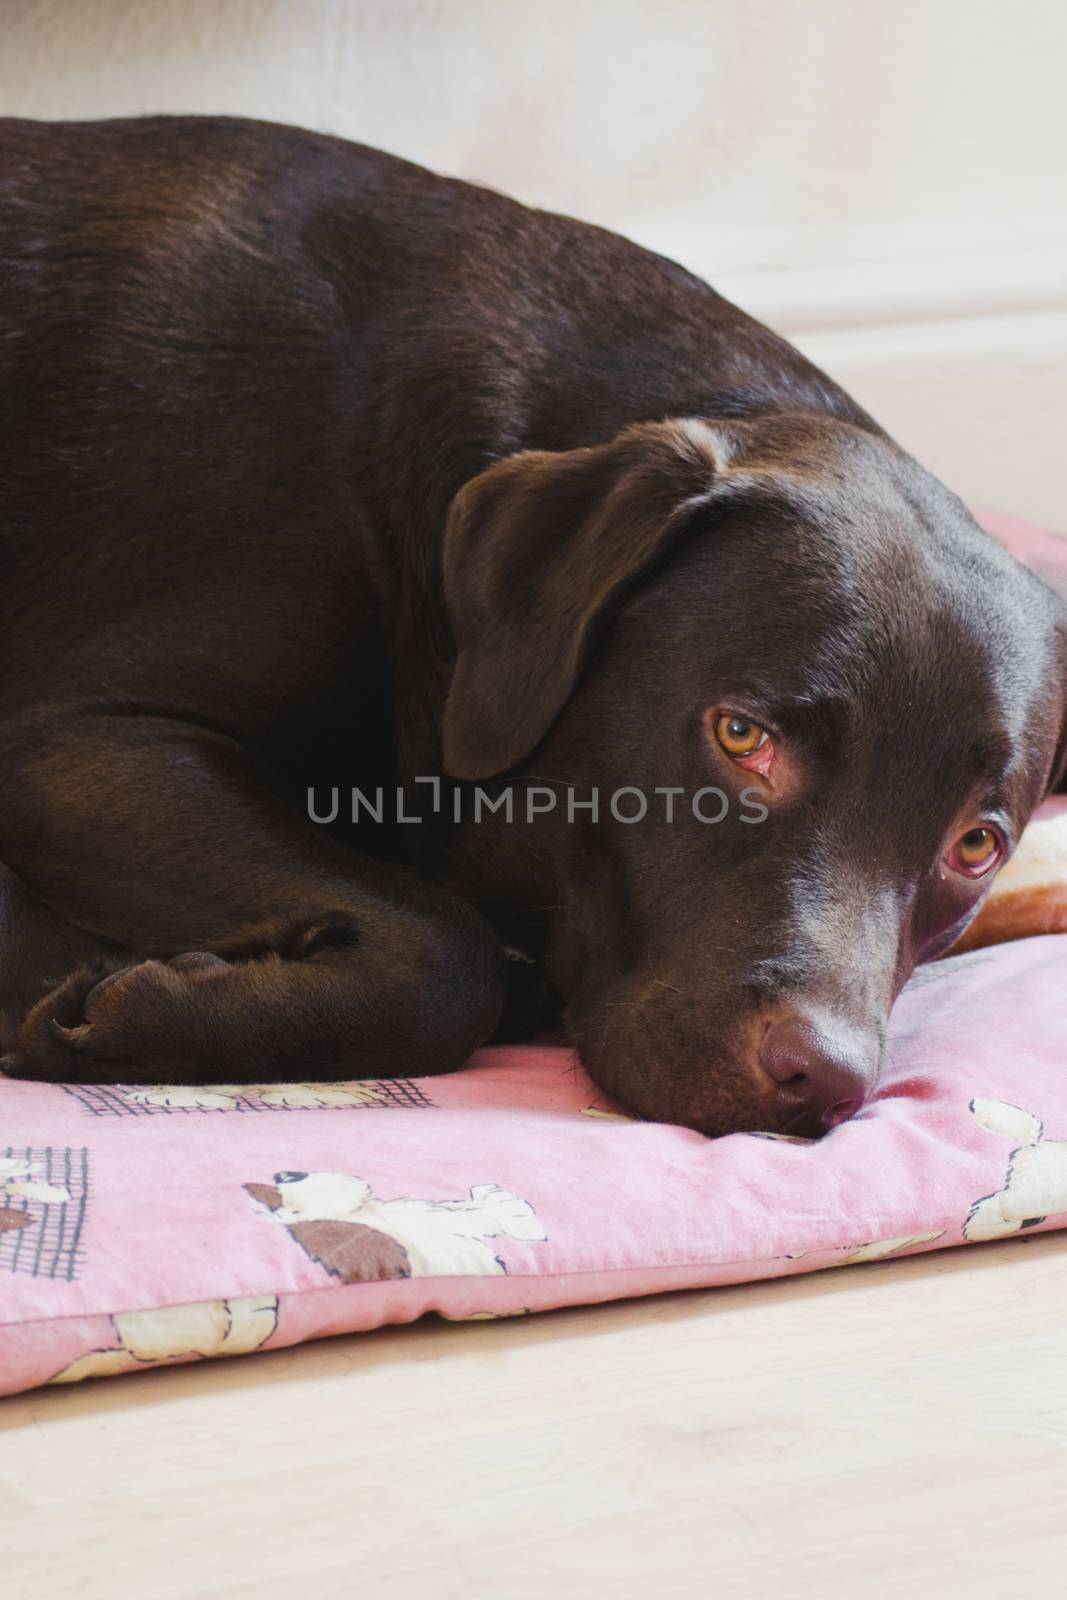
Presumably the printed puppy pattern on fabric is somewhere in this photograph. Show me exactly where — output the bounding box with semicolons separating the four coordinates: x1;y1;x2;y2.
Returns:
0;930;1064;1398
0;1146;88;1280
245;1172;548;1280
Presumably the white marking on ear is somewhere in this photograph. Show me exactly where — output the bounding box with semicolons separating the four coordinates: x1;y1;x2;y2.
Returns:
672;417;734;472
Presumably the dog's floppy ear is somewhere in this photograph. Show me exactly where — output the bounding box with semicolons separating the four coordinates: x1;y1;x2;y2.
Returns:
442;418;736;779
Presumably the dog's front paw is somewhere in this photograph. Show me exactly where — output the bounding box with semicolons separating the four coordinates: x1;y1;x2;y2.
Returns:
2;953;230;1082
1;959;133;1081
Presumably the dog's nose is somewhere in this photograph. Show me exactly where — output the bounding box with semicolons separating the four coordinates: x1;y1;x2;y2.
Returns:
758;1016;875;1130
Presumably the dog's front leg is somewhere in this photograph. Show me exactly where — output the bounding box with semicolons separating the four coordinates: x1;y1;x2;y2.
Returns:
0;717;505;1084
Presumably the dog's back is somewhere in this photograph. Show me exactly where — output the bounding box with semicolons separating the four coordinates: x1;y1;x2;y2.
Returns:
1;118;400;733
2;118;1060;1130
0;113;869;794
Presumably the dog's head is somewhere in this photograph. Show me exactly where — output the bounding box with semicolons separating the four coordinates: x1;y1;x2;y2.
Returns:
439;415;1067;1136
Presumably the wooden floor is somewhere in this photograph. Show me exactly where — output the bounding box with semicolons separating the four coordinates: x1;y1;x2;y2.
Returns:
5;1233;1067;1598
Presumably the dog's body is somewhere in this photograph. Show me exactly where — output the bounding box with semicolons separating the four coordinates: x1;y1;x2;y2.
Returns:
2;116;1064;1135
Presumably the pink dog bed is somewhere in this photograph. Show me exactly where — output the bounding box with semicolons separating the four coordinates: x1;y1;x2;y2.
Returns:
0;513;1064;1399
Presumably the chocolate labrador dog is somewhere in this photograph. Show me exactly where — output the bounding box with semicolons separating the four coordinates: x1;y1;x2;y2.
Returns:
2;116;1065;1135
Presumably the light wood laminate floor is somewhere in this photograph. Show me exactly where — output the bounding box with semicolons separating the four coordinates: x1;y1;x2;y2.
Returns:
5;1231;1067;1599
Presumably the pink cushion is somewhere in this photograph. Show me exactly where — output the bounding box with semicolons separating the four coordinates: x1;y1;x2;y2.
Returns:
1;931;1066;1397
0;509;1064;1398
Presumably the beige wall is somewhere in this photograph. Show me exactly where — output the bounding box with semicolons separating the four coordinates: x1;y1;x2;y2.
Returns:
4;0;1065;521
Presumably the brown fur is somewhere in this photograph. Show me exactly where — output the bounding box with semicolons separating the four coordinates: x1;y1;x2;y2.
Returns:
1;116;1064;1134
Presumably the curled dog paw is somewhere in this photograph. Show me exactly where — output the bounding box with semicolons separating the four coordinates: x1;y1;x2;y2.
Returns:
2;953;231;1082
1;959;131;1081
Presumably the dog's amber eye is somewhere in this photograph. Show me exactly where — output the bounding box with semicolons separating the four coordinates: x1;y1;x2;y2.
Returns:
715;714;768;759
946;826;1003;879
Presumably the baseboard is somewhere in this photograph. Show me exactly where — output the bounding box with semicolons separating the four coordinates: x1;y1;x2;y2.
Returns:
712;242;1067;337
630;226;1066;524
793;308;1067;529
